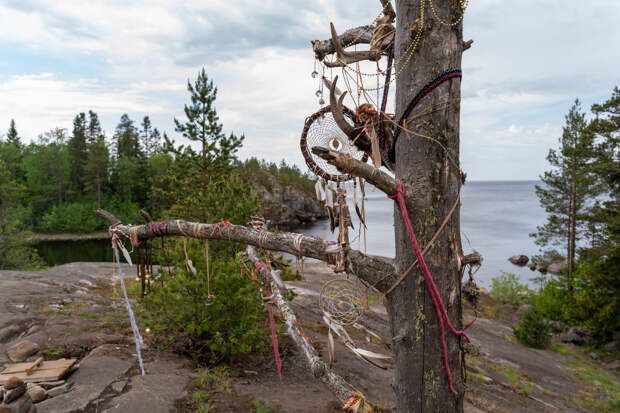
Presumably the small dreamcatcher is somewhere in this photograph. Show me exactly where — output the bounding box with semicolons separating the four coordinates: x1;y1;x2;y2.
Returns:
301;105;368;182
319;278;364;326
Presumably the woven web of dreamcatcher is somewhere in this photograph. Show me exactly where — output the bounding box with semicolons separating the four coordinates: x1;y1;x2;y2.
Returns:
319;278;364;326
301;106;367;182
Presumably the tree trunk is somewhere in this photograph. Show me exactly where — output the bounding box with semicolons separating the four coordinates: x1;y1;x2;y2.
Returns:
390;0;464;411
568;179;576;291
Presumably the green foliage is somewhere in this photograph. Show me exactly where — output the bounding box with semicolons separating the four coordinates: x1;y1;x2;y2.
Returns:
253;399;271;413
513;309;551;349
490;272;531;305
531;277;575;323
141;257;267;364
0;162;44;270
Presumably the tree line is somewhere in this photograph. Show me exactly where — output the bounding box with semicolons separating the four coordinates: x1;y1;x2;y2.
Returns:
0;68;314;270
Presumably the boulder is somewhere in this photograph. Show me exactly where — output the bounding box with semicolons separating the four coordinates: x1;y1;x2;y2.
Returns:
0;392;32;413
508;254;529;266
26;386;45;404
604;340;620;352
544;319;567;334
3;384;26;404
589;352;602;363
7;341;40;362
605;360;620;370
527;262;537;271
516;304;532;318
4;378;23;391
547;259;568;275
562;326;595;346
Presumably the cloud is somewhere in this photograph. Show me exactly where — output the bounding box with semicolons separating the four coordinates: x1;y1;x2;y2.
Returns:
0;0;618;180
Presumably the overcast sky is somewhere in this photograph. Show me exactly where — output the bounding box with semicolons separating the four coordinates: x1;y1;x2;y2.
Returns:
0;0;618;180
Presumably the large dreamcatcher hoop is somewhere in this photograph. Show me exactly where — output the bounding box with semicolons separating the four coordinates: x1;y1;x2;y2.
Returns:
301;105;369;182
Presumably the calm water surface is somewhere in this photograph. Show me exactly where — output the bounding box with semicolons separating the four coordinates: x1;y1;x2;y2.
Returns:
36;181;546;287
297;181;545;287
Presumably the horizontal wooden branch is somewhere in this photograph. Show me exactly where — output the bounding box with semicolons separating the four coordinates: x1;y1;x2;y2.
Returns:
246;246;364;405
310;146;417;213
95;209;395;292
311;25;374;61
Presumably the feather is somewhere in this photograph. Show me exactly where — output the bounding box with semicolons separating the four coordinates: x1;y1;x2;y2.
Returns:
365;123;382;168
116;241;133;266
325;186;334;209
355;203;367;229
315;180;326;202
354;348;392;359
187;259;197;276
327;206;336;233
328;327;335;368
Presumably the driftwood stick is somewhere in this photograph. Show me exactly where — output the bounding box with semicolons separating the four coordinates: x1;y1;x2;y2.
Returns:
246;246;363;405
95;209;395;292
139;210;153;223
312;25;374;61
310;146;417;212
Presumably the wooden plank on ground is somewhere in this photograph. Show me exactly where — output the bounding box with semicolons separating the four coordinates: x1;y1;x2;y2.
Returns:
0;359;77;384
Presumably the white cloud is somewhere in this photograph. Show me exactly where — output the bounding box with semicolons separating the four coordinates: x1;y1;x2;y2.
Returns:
0;0;618;179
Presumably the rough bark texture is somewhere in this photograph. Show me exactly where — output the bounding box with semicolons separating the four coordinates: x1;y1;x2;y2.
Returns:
390;1;465;411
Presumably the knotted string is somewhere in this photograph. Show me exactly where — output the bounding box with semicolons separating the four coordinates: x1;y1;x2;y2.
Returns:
388;179;469;396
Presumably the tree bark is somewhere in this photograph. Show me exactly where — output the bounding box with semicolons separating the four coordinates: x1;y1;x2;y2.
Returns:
390;1;465;411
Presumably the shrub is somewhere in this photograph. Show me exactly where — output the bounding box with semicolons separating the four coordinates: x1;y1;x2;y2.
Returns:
513;309;551;349
490;271;531;305
141;256;267;364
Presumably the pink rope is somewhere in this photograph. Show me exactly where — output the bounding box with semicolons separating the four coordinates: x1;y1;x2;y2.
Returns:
388;179;469;396
256;260;282;380
267;297;282;380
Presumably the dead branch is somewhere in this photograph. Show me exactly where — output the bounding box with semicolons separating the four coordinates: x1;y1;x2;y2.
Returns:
312;25;374;61
463;39;473;51
95;209;395;292
323;23;383;68
246;246;365;405
310;146;417;212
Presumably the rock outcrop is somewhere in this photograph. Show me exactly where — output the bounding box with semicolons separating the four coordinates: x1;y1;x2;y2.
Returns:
253;176;326;227
508;254;529;266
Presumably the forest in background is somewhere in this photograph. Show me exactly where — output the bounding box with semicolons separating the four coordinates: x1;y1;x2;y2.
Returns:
0;71;316;270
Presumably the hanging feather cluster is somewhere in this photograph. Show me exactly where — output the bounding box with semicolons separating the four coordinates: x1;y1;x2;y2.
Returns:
322;312;391;369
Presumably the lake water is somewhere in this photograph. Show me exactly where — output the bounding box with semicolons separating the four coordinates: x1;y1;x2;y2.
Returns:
36;181;547;288
296;181;546;288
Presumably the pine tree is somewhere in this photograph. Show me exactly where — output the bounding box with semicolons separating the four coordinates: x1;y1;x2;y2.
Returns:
111;114;148;204
1;120;24;180
164;69;255;224
86;110;105;145
530;100;599;290
68;113;88;193
6;119;21;146
85;140;109;207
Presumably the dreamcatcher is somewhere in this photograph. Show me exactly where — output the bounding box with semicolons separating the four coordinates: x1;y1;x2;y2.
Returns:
319;278;364;326
300;105;368;183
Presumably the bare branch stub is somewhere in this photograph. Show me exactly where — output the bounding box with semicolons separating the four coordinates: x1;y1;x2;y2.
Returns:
323;23;383;68
95;209;395;292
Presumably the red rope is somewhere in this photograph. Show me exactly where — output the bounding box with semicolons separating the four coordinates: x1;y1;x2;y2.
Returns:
267;292;282;380
388;179;470;396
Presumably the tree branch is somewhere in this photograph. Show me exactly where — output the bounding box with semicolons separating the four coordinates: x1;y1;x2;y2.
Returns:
311;25;374;61
95;209;395;292
245;246;365;405
310;146;417;213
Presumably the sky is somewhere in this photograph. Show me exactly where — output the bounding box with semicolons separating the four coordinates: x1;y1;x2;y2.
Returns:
0;0;618;181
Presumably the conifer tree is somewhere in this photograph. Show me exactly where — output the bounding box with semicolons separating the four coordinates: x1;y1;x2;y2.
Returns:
6;119;20;146
68;113;88;193
165;69;255;224
86;111;105;145
530;100;599;290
